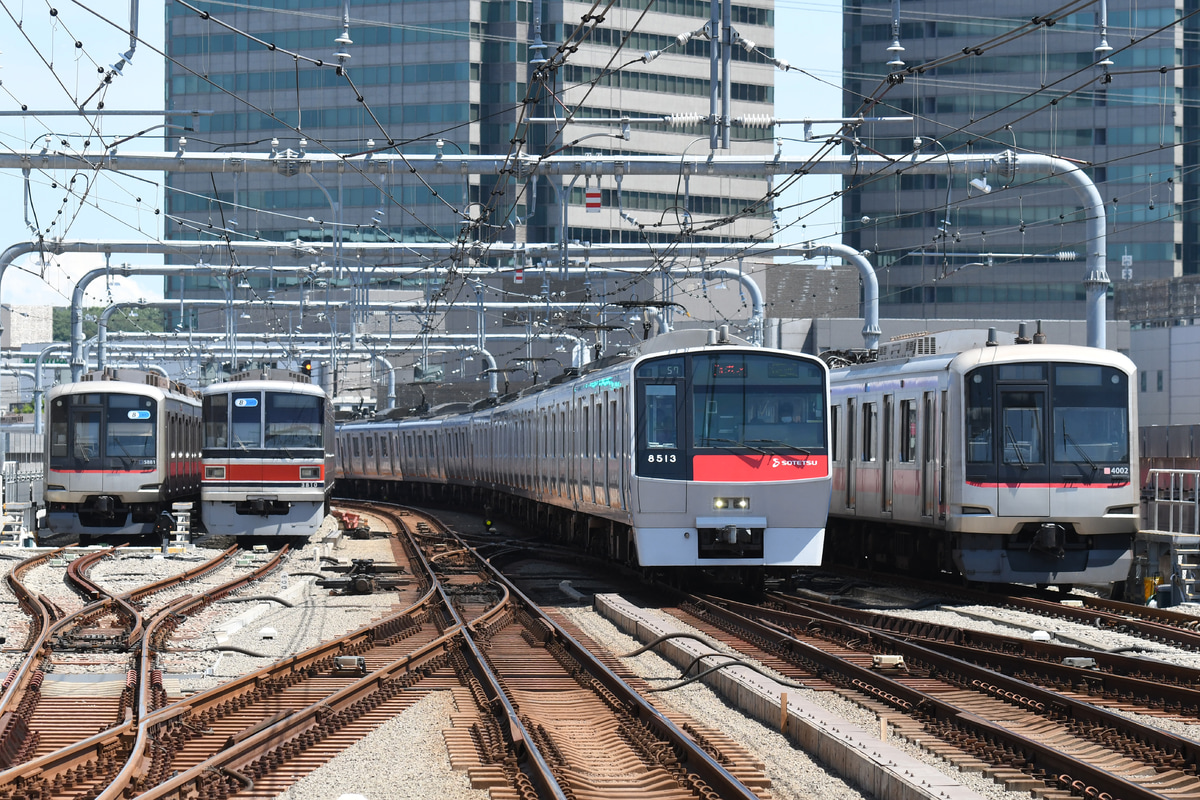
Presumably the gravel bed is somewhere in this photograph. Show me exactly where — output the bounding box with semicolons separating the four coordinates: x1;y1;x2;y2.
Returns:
88;549;225;598
19;559;88;616
871;601;1200;668
165;521;407;695
555;603;1030;800
272;691;488;800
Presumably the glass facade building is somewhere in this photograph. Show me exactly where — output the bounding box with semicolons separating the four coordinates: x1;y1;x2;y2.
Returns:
841;0;1192;321
163;0;778;336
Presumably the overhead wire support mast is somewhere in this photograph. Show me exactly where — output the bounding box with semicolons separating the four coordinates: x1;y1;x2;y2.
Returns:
0;147;1111;348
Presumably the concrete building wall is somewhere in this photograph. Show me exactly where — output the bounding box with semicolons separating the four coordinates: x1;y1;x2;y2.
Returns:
1132;326;1200;426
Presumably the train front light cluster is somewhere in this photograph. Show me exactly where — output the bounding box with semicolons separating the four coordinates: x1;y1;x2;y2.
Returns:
205;466;225;480
300;467;321;480
712;497;750;510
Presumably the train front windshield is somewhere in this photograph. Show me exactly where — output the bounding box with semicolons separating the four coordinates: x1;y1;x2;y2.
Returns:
965;362;1130;483
636;351;828;480
204;391;324;452
49;393;157;470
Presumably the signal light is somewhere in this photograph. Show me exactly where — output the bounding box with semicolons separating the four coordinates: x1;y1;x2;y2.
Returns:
302;359;312;374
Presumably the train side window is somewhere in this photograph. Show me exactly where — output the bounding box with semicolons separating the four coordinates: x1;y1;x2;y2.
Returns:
365;437;374;458
830;405;839;461
380;436;388;459
352;437;360;458
899;400;917;462
861;402;876;462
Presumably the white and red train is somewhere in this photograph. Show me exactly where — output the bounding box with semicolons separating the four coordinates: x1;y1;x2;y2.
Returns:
337;329;832;578
826;330;1139;589
44;369;202;537
200;370;335;537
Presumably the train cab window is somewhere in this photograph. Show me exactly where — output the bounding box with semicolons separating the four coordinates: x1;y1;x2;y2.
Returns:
1001;391;1044;465
899;400;917;462
644;385;678;449
1051;365;1129;464
965;369;994;463
265;393;323;449
203;393;229;448
106;395;156;459
231;392;263;449
72;410;100;462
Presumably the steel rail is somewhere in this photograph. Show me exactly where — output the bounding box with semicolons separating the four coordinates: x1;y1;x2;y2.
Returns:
417;506;765;800
693;593;1196;800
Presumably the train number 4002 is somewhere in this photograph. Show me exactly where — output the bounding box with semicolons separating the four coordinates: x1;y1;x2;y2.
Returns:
647;454;677;463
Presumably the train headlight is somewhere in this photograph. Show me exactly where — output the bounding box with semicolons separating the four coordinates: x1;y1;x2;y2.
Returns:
205;466;226;480
713;497;750;510
300;467;321;479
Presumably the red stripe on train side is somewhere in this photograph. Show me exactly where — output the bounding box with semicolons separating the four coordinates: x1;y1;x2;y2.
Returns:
693;454;829;482
214;464;324;482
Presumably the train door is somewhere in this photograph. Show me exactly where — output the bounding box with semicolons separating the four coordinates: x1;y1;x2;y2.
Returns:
845;397;857;510
882;394;893;514
997;385;1050;516
921;392;937;519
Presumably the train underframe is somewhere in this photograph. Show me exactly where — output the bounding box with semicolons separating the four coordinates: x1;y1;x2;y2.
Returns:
341;477;778;591
47;495;178;537
825;515;1135;591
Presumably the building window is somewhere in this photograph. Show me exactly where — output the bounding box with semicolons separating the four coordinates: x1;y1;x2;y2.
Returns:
1140;371;1147;393
1157;370;1164;392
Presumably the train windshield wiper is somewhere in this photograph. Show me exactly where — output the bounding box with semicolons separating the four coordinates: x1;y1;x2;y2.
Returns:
1062;428;1097;481
744;438;812;456
1003;425;1029;470
700;436;772;455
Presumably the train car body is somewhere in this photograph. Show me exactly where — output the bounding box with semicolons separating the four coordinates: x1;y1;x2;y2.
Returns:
44;370;202;537
827;331;1139;587
339;329;832;572
201;371;335;536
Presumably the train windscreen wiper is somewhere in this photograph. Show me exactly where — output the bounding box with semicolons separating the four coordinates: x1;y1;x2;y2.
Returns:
1062;428;1097;482
700;436;771;456
744;438;812;456
1004;425;1029;470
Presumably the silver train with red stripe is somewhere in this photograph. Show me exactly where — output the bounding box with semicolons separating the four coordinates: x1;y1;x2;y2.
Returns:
826;330;1139;588
45;369;202;537
201;371;335;536
337;329;832;575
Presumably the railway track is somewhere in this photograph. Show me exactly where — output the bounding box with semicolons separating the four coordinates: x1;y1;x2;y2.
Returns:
670;592;1200;800
82;504;772;800
0;545;287;797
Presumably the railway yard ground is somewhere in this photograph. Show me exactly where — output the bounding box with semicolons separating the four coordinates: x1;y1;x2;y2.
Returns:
4;509;1200;799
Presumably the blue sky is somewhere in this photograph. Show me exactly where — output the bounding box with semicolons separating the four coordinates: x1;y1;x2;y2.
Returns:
0;0;843;306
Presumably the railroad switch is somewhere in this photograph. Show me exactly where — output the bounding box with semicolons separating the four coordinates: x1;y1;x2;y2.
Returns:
317;559;410;594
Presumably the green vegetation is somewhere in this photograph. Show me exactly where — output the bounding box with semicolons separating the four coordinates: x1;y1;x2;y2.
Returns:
52;307;165;341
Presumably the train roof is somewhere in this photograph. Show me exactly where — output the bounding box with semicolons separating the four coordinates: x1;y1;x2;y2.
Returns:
201;376;328;397
830;341;1135;383
47;369;199;403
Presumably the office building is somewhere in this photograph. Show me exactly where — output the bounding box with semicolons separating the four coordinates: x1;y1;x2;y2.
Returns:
841;0;1189;321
